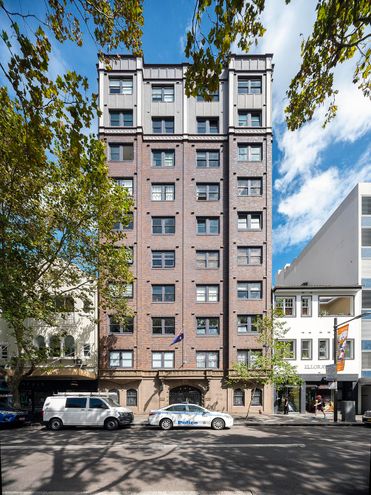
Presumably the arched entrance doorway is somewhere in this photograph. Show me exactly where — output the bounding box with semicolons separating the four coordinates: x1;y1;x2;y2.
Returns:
169;385;202;405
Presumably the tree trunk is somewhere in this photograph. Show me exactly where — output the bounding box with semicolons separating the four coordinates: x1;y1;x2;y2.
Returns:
245;386;256;419
8;364;24;409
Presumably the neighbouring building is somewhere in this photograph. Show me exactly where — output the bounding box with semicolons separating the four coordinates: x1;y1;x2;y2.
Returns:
273;285;362;413
98;54;273;413
276;182;371;413
0;291;98;414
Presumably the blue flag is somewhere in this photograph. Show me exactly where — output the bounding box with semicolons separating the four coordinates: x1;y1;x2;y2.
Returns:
171;332;184;345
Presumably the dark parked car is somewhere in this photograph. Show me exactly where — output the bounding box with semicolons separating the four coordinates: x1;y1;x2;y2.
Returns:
0;404;30;427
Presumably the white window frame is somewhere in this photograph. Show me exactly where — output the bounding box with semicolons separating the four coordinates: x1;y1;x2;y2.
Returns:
238;144;262;162
152;150;175;168
109;350;133;368
152;351;174;368
237;212;262;231
109;78;133;95
196;285;219;303
151;184;175;201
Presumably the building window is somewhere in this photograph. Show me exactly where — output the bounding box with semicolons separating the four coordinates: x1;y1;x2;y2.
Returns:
275;297;296;317
127;389;137;407
113;212;134;231
109;143;134;161
114;178;133;196
152;150;175;167
237;247;262;265
238;111;262;127
251;389;263;406
196;150;220;168
83;344;91;357
301;339;312;360
152;117;174;134
301;296;312;317
35;336;46;349
109;78;133;95
152;217;175;235
237;178;262;196
234;389;245;406
345;339;355;360
109;350;133;368
151;184;175;201
152;351;174;368
196;217;220;235
152;317;176;335
196;184;220;201
49;335;61;357
363;290;371;309
237;349;262;366
197;118;219;134
108;282;134;299
55;295;74;312
0;344;8;359
362;197;371;215
109;110;133;127
238;144;262;162
237;282;262;300
64;336;75;357
318;295;353;316
152;251;175;269
238;77;262;94
152;86;175;102
196;351;219;368
109;316;134;334
196;251;219;269
196;317;220;336
197;91;219;102
277;340;296;360
318;339;330;360
196;285;219;303
238;212;262;231
237;315;259;334
152;285;175;303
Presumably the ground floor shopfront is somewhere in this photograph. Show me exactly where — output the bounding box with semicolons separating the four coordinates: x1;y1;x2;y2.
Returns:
274;373;359;414
99;369;273;414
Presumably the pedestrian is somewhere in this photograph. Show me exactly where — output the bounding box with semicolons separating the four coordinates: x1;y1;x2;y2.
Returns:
314;394;326;418
283;396;289;415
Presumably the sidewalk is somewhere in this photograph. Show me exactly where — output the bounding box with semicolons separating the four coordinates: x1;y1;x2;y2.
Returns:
132;412;364;427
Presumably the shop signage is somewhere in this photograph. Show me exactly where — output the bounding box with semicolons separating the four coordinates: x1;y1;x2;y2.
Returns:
304;364;326;370
326;364;337;381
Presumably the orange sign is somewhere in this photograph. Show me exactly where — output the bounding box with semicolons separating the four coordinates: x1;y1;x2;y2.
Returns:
336;324;349;372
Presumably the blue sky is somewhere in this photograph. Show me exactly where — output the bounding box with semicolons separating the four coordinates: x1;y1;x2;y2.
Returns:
2;0;371;282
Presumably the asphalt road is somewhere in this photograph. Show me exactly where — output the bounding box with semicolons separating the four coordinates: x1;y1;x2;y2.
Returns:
1;424;370;495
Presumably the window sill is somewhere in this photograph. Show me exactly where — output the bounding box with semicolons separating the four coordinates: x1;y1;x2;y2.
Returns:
152;301;176;304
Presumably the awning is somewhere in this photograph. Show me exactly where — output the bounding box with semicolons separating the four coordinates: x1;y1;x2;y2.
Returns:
30;368;96;380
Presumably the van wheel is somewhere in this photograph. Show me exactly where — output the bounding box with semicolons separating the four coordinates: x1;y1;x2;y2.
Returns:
49;418;63;431
159;418;173;430
104;417;119;431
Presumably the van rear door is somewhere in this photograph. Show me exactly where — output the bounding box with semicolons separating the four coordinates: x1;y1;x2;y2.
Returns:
64;397;88;425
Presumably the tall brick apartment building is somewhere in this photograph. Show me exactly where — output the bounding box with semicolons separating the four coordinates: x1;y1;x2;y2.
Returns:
98;54;273;414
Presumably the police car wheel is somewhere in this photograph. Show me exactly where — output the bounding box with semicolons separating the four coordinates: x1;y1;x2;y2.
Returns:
104;418;119;431
211;418;225;430
49;418;63;431
160;418;173;430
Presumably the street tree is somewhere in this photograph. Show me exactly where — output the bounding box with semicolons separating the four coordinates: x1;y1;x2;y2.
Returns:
227;309;302;417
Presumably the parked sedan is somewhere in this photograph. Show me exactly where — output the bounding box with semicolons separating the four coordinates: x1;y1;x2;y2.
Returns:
148;403;233;430
0;405;30;427
362;410;371;425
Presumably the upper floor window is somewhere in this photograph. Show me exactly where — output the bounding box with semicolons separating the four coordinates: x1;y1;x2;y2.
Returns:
49;335;61;357
109;316;134;334
318;339;330;360
238;144;262;162
196;351;219;368
362;197;371;215
196;250;219;269
152;317;175;335
109;110;133;127
277;339;296;360
152;117;174;134
238;212;262;231
237;247;262;266
275;297;296;317
197;117;219;134
109;282;133;299
301;339;312;360
152;285;175;303
196;217;220;235
152;216;175;235
197;91;219;102
64;335;75;357
109;143;134;161
109;350;133;368
196;150;220;168
35;335;46;349
152;86;175;102
152;150;175;167
237;315;259;334
237;349;262;366
55;295;74;312
345;339;355;360
237;282;262;300
301;296;312;317
238;77;262;95
83;344;91;357
151;184;175;201
196;317;220;336
238;111;262;127
196;184;220;201
238;178;262;197
109;78;133;95
113;212;134;231
152;250;175;269
318;295;353;317
114;178;133;196
152;351;174;368
196;285;219;303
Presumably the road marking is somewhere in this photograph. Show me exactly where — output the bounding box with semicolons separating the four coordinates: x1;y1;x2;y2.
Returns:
2;442;305;450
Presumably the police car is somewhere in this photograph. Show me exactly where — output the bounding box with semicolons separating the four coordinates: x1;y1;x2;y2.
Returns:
148;403;233;430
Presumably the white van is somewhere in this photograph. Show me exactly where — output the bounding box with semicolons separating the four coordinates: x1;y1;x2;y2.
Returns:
42;393;133;431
